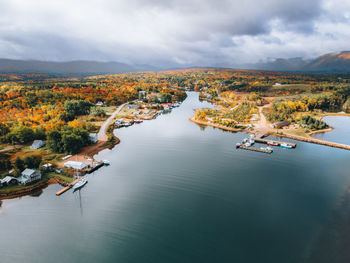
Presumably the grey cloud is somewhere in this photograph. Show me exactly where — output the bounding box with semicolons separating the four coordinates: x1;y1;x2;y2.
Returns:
0;0;348;67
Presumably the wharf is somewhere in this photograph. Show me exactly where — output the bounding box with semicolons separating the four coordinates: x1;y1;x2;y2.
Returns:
55;178;81;196
255;133;296;148
254;138;296;148
86;161;104;174
238;145;272;154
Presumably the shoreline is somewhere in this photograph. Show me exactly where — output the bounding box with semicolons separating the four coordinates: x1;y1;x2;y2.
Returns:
0;135;121;201
189;116;244;132
308;127;334;136
0;178;54;200
190;114;350;151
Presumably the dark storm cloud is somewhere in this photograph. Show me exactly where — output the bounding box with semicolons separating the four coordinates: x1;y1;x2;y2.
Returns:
0;0;349;66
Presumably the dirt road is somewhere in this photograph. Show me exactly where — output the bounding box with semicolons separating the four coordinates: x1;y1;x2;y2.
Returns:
97;103;126;141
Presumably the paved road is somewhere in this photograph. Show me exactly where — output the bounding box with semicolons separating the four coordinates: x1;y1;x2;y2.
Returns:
97;103;126;141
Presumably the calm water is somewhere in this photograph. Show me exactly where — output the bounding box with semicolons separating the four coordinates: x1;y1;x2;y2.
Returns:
313;116;350;145
1;92;350;263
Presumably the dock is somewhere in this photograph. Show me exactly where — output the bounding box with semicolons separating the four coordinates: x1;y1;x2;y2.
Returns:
55;178;81;196
86;161;104;174
238;145;272;154
255;133;296;148
254;138;296;148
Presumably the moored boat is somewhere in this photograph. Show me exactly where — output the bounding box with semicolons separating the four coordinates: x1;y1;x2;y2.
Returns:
267;141;279;146
236;143;241;149
280;143;292;149
103;160;111;166
73;179;88;191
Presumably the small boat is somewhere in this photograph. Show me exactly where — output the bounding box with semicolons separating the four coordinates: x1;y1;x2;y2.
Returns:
103;160;111;166
73;179;88;191
123;122;133;127
280;143;292;149
260;146;273;152
134;119;143;124
243;138;248;143
267;141;279;146
236;143;241;149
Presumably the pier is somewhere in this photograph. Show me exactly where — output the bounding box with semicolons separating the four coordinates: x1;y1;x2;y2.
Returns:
86;161;104;174
238;145;272;154
55;178;81;196
254;133;296;148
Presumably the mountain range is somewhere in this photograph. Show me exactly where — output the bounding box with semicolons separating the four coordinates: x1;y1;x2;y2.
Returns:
246;51;350;72
0;51;350;75
0;59;158;75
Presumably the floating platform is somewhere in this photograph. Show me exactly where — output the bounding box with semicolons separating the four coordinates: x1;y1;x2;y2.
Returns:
238;145;272;154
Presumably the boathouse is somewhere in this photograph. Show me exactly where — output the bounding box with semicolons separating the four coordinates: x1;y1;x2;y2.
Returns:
64;161;89;170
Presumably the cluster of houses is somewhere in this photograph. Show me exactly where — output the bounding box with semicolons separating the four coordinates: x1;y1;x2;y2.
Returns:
0;168;42;188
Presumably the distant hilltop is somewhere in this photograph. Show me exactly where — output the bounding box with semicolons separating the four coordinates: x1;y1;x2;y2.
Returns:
0;59;158;75
1;51;350;75
245;51;350;73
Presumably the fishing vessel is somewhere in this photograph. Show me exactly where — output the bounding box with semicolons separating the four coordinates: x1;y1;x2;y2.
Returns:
280;143;292;149
267;141;279;146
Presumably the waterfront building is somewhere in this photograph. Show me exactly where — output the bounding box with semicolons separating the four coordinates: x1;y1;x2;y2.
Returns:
18;169;42;185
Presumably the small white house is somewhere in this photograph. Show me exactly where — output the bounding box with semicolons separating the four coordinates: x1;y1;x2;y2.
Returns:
18;169;41;185
89;133;98;144
64;161;89;170
31;140;45;149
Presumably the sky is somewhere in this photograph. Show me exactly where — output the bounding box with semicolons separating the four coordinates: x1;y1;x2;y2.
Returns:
0;0;350;67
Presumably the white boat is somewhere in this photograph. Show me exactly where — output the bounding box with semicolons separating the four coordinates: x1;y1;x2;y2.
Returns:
103;160;111;166
260;146;273;152
280;143;292;149
73;179;88;191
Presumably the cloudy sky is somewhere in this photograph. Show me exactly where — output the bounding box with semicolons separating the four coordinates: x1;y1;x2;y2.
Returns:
0;0;349;67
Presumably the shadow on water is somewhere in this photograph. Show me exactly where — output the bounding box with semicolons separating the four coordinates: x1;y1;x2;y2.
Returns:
73;188;84;216
306;189;350;263
30;190;43;197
